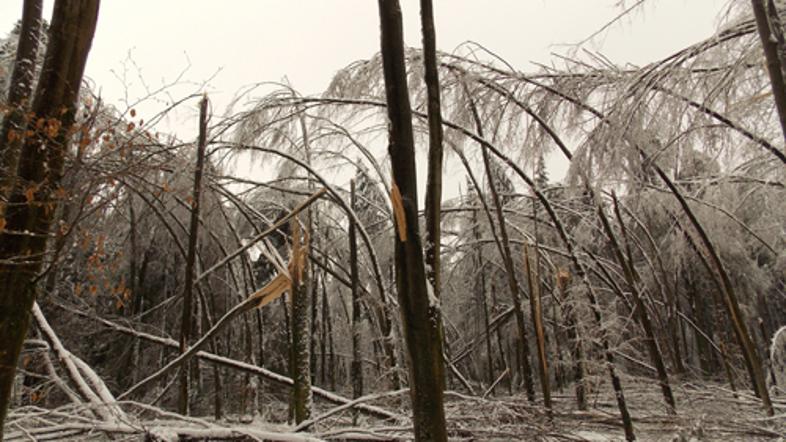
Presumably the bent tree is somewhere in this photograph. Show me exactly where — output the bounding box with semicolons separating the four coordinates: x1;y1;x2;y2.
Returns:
0;0;100;435
376;0;447;440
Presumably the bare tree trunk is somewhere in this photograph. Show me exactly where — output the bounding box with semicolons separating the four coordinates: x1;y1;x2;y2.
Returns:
524;244;551;413
349;180;363;424
472;208;495;387
0;0;42;206
555;270;587;410
376;1;447;439
464;83;537;402
0;1;99;435
178;96;208;415
751;0;786;146
319;265;327;386
597;195;676;413
420;0;444;301
323;257;336;392
289;219;312;424
649;158;773;416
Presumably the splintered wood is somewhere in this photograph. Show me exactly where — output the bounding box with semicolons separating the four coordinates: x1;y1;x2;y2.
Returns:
246;217;310;311
390;181;407;242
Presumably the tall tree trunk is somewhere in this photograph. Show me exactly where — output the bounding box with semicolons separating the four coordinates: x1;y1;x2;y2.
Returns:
751;0;786;146
349;180;364;424
472;207;495;387
323;254;336;391
0;0;42;206
376;1;447;440
650;160;773;416
555;270;587;410
524;244;551;413
178;96;208;415
597;195;676;413
464;83;537;402
289;219;312;424
420;0;444;301
0;0;99;435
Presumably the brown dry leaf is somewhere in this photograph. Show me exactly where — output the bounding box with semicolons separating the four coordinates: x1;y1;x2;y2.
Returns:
0;217;5;233
556;268;571;290
390;182;407;242
24;186;36;203
46;118;61;138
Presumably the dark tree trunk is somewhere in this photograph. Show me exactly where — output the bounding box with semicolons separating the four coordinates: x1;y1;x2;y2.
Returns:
555;271;587;410
178;96;209;415
376;1;447;440
597;196;675;413
420;0;444;301
751;0;786;147
0;0;99;435
649;159;773;416
289;219;312;424
464;83;537;402
349;180;363;424
0;0;42;205
472;208;495;387
524;244;551;413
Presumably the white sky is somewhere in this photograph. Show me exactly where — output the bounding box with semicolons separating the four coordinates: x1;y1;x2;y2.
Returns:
1;1;730;125
0;1;731;186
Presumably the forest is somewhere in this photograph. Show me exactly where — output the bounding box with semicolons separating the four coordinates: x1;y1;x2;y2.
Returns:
0;0;785;441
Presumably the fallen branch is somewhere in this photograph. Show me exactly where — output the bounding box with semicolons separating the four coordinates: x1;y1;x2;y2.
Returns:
32;302;126;423
294;389;408;432
58;303;400;421
4;420;323;442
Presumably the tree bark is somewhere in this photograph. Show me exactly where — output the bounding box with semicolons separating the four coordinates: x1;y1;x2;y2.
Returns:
178;95;209;415
376;1;447;440
524;244;551;413
0;1;99;435
0;0;42;206
472;207;495;387
597;195;676;413
555;270;587;410
349;180;363;425
420;0;444;302
463;82;537;402
751;0;786;147
289;219;312;424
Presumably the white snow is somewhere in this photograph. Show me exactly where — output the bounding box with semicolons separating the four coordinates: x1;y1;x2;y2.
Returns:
770;325;786;392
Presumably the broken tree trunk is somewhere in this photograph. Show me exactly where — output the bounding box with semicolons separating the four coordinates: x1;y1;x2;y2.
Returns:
178;94;209;416
377;0;448;439
289;219;313;424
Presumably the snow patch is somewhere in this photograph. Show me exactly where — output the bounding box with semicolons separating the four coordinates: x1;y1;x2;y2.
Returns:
147;428;179;442
770;325;786;393
426;279;439;308
574;430;611;441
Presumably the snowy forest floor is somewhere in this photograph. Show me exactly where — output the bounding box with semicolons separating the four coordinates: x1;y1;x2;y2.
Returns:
5;377;785;441
311;377;786;441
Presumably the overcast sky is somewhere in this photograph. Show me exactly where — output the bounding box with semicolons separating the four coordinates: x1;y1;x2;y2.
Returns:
1;1;730;123
0;1;732;186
